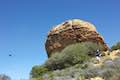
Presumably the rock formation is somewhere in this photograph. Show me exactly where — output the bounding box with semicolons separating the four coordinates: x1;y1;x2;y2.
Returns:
0;74;11;80
45;19;109;57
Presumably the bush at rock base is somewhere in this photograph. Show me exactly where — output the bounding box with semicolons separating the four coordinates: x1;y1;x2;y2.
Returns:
30;42;106;80
45;42;104;70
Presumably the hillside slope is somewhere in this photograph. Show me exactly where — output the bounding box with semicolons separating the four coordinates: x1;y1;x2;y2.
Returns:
31;49;120;80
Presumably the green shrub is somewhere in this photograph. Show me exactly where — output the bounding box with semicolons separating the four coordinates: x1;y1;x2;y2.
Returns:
111;41;120;50
45;42;104;70
30;77;43;80
30;65;49;78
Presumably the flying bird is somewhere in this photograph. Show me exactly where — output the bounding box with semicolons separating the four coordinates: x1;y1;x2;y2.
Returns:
9;49;15;57
9;54;12;57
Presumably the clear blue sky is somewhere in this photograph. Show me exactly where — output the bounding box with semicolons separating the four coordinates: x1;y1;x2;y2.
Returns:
0;0;120;80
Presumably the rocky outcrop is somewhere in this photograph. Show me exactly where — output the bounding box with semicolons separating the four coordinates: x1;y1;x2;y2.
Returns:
0;74;11;80
45;19;109;57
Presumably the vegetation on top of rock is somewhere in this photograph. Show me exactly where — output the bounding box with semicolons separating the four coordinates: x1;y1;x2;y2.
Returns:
111;41;120;50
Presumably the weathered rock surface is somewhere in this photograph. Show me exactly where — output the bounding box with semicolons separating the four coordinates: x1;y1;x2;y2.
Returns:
45;19;109;57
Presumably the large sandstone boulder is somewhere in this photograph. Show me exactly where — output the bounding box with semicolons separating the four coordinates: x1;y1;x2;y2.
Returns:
45;19;109;57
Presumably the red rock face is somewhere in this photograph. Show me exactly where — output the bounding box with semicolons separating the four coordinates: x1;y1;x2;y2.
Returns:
45;19;109;57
